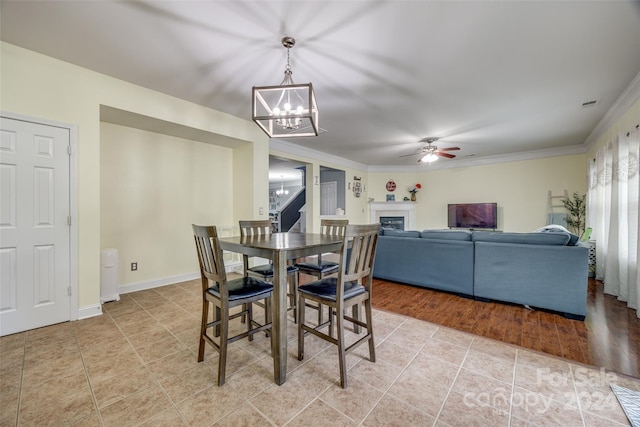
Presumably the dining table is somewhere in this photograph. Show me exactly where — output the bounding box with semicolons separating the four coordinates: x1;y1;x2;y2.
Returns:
218;232;344;385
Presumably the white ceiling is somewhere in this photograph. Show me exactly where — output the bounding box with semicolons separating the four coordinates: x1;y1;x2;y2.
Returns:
2;1;640;169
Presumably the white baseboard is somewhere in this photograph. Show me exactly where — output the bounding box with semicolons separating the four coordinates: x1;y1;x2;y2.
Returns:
100;294;120;304
118;272;200;295
77;303;102;320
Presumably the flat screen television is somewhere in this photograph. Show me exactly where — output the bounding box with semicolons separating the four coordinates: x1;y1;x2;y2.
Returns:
448;202;498;230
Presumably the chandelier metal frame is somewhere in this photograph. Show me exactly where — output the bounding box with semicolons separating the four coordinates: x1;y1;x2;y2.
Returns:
252;37;319;138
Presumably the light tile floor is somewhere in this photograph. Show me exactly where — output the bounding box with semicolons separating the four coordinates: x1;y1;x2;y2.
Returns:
1;279;638;426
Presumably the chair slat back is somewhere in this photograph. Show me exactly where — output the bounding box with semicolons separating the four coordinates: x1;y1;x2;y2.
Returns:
320;219;348;238
239;220;272;237
192;224;227;292
317;219;348;264
239;220;273;273
339;223;380;294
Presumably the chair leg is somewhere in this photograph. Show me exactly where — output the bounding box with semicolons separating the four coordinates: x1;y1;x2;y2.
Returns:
352;303;361;334
297;292;306;361
265;297;271;338
365;297;375;362
215;306;221;337
317;302;323;325
198;299;208;362
336;306;347;389
329;307;335;339
289;274;298;324
317;272;324;325
246;303;254;341
217;311;229;386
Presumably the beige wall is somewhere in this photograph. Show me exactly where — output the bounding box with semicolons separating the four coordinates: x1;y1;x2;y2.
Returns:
368;154;588;232
100;123;235;287
1;42;268;310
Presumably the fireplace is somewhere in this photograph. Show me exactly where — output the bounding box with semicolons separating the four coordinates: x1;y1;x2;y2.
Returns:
370;202;415;230
380;216;405;230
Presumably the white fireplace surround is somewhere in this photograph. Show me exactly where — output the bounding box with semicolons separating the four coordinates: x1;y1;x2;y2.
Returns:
370;202;415;230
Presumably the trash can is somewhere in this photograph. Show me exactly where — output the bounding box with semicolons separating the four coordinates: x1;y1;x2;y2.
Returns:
100;248;120;303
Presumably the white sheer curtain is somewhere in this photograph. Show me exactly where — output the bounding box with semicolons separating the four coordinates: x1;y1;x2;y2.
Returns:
587;126;640;318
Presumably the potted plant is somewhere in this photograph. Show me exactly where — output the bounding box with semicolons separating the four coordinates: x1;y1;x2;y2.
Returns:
563;192;586;237
408;183;421;201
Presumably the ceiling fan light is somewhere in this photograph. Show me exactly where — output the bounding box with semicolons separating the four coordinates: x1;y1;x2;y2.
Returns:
421;153;438;163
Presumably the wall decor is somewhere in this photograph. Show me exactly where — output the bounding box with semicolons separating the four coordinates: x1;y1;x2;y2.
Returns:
352;176;362;197
386;194;395;202
408;183;422;202
385;179;396;192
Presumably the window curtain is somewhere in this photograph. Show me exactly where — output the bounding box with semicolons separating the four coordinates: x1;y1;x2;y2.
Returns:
587;126;640;318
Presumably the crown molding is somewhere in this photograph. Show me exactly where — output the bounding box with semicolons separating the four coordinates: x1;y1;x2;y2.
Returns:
583;69;640;151
366;144;587;173
272;138;587;175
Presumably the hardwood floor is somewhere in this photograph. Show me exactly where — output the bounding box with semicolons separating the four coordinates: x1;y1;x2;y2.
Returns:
371;278;640;379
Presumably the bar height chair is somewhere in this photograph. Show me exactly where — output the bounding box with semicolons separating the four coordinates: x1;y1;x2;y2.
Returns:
192;224;273;386
297;223;380;388
239;220;300;321
295;219;348;324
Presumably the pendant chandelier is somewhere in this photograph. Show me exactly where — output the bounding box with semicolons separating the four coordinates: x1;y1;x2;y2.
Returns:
276;175;289;196
252;37;319;138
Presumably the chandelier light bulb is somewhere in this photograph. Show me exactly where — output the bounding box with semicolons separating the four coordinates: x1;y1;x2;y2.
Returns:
284;102;291;111
273;107;280;115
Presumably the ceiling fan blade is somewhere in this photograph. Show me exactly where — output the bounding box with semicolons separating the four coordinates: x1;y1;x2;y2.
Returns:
399;152;421;158
437;152;456;159
438;147;460;151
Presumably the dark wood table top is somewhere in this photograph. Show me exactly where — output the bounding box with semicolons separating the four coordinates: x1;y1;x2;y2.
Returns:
219;232;343;259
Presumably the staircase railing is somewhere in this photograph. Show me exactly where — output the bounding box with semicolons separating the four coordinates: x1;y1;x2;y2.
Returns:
280;188;305;232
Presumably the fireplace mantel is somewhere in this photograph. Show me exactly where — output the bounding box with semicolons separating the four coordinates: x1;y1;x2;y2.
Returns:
370;202;415;230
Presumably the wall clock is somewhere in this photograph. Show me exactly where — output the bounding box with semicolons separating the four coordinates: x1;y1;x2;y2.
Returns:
385;180;396;192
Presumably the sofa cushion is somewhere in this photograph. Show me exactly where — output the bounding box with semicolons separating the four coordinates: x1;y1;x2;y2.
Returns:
382;229;421;238
533;225;580;246
420;229;472;241
471;231;570;246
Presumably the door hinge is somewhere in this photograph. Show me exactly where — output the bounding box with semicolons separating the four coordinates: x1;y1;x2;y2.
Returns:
67;286;71;296
67;216;71;226
67;145;71;155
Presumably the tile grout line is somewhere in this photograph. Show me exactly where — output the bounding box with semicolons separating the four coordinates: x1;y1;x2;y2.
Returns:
126;291;194;427
14;333;26;427
72;320;106;427
354;318;436;426
102;292;190;426
431;333;473;425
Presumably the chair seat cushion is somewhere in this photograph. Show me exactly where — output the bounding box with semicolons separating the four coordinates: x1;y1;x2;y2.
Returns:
248;264;298;278
298;278;365;302
206;277;273;301
295;260;339;274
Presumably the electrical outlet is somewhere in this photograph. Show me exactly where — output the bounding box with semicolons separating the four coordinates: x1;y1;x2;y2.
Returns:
131;262;137;271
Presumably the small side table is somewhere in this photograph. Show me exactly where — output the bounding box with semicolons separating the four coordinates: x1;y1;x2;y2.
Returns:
587;240;596;278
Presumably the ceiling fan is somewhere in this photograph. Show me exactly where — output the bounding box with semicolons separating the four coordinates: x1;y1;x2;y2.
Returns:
399;137;460;163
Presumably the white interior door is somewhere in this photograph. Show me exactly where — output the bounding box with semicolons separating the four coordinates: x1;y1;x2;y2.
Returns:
0;117;71;336
320;181;337;215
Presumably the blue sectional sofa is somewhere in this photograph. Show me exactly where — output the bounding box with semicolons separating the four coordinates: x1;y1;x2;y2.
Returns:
373;228;589;319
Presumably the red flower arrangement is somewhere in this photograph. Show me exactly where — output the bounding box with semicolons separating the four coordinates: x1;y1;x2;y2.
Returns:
408;183;422;195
